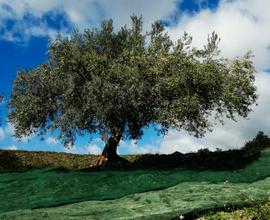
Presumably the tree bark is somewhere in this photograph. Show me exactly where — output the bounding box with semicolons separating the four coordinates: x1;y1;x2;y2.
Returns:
101;128;123;161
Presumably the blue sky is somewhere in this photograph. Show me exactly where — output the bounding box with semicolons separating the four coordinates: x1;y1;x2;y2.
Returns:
0;0;270;155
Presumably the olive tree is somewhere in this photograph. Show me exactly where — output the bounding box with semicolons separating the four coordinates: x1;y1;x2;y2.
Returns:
9;16;257;163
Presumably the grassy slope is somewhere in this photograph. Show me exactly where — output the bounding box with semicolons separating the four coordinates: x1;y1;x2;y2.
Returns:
0;149;99;172
0;147;260;172
197;201;270;220
203;207;270;220
0;149;270;219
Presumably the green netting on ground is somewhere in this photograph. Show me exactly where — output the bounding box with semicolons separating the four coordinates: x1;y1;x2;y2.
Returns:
0;149;270;219
1;177;270;220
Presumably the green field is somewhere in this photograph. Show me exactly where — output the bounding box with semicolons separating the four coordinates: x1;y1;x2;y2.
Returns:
0;149;270;219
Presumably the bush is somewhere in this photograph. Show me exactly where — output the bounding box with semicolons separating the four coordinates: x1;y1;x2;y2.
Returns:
197;148;211;154
242;131;270;152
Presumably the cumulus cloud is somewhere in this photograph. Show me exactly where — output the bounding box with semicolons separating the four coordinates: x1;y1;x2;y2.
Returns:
85;138;104;155
64;139;158;155
64;144;102;155
64;145;81;154
0;0;179;42
64;138;103;154
1;145;17;150
119;140;159;154
85;144;102;155
167;0;270;70
5;122;15;136
45;137;59;145
5;122;34;143
160;72;270;154
157;0;270;154
1;0;270;155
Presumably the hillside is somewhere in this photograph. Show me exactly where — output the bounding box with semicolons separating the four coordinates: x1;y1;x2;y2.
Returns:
0;149;270;219
0;145;261;172
0;149;99;172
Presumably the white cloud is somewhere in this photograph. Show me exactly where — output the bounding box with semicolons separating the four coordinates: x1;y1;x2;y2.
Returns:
0;0;179;42
64;145;81;154
1;145;17;150
17;136;32;143
1;0;270;155
46;137;59;145
5;122;34;143
160;72;270;154
158;0;270;154
167;0;270;70
119;140;159;154
63;138;103;155
5;122;15;136
85;144;102;155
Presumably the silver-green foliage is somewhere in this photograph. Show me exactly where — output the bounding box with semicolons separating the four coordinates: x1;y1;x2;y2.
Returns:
8;16;257;146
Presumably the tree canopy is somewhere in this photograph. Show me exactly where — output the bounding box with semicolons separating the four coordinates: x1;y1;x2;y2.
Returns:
8;16;257;161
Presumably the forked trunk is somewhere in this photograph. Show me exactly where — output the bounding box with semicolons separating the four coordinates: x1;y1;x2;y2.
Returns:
101;128;123;161
97;127;132;169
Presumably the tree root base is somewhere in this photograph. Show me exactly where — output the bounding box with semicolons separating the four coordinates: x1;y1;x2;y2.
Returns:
93;155;133;170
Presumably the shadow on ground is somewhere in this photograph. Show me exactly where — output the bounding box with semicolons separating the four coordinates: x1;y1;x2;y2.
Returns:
0;151;24;172
131;148;261;171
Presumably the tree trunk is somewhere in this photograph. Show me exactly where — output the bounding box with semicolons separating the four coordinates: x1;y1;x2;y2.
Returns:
101;128;123;161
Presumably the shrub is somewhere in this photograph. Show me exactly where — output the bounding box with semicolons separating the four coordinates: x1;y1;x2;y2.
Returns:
242;131;270;152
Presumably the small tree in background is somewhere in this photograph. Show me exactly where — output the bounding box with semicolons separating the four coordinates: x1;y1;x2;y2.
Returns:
9;16;257;165
242;131;270;152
